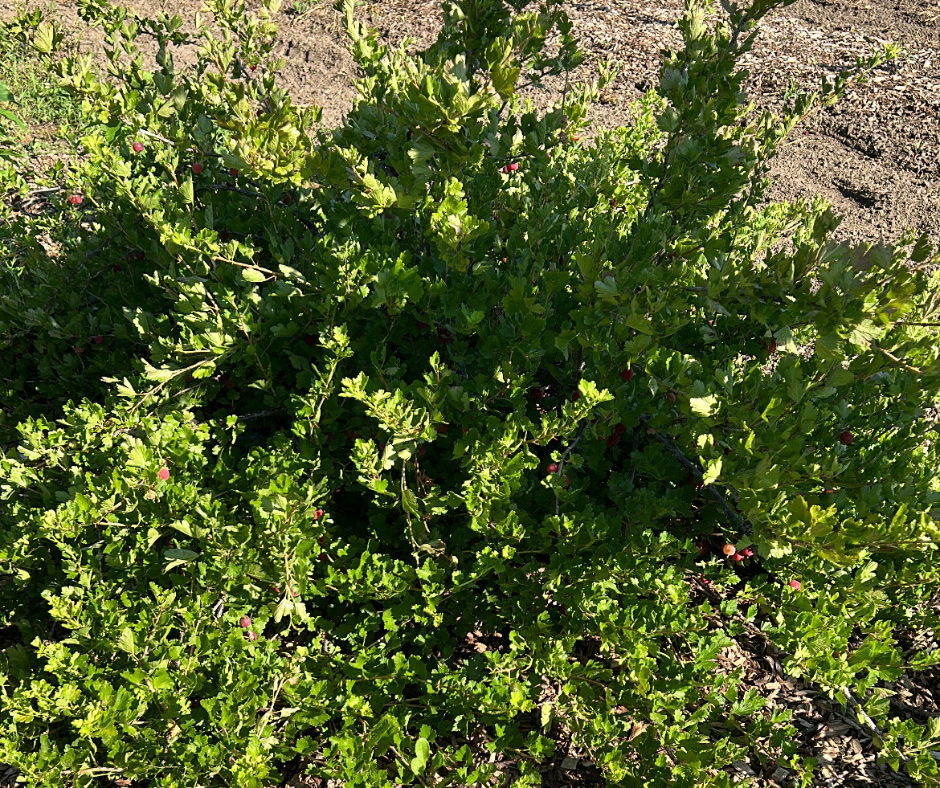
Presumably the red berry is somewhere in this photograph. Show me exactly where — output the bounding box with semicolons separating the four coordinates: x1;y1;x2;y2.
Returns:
620;368;634;382
839;430;853;446
686;473;698;486
530;387;544;400
732;552;745;563
571;391;580;402
318;535;326;546
415;320;429;330
135;251;145;261
436;424;449;435
615;423;626;435
741;547;754;558
562;475;569;488
282;194;292;205
722;543;736;556
606;433;621;448
224;377;235;389
94;334;104;345
191;162;204;175
132;141;143;153
303;334;315;346
319;552;328;562
239;616;252;628
697;540;709;556
68;194;83;205
767;339;777;354
229;167;239;178
246;631;258;641
313;508;323;520
665;392;677;404
546;463;560;474
509;162;519;172
788;579;801;590
158;467;170;481
126;252;135;262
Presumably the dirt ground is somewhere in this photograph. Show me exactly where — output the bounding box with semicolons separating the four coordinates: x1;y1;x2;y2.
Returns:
2;0;940;786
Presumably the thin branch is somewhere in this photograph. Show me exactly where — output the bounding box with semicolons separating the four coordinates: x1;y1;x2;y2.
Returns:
554;419;589;516
640;415;750;536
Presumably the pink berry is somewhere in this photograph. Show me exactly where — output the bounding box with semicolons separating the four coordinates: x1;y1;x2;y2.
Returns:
132;141;143;153
158;467;170;481
313;508;323;520
191;162;204;175
665;392;677;404
246;631;258;641
732;552;744;563
546;463;560;474
239;616;252;628
94;334;104;345
741;547;754;558
788;580;801;590
68;194;83;205
509;162;519;171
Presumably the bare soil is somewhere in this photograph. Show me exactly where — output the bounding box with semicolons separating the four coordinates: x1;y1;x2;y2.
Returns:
2;0;940;786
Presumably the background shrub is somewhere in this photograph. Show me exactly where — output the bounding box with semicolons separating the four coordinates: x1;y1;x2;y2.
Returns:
2;0;940;785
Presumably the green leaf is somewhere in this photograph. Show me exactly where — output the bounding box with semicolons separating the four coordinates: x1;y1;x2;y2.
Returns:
116;627;137;656
241;267;267;283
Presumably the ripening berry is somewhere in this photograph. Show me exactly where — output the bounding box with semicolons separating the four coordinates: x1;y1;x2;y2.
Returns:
546;463;560;474
509;162;519;172
732;552;745;563
191;162;204;175
132;141;143;153
436;424;449;435
158;467;170;481
615;423;627;435
229;167;239;178
839;430;854;446
313;508;323;520
722;543;736;556
606;433;621;448
740;547;754;558
94;334;104;345
246;630;258;641
68;194;83;205
530;387;544;400
788;579;801;590
239;616;252;628
665;392;677;404
571;391;580;402
319;552;328;562
621;368;634;382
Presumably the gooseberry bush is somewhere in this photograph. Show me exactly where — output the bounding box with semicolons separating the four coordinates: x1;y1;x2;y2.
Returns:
2;0;940;785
